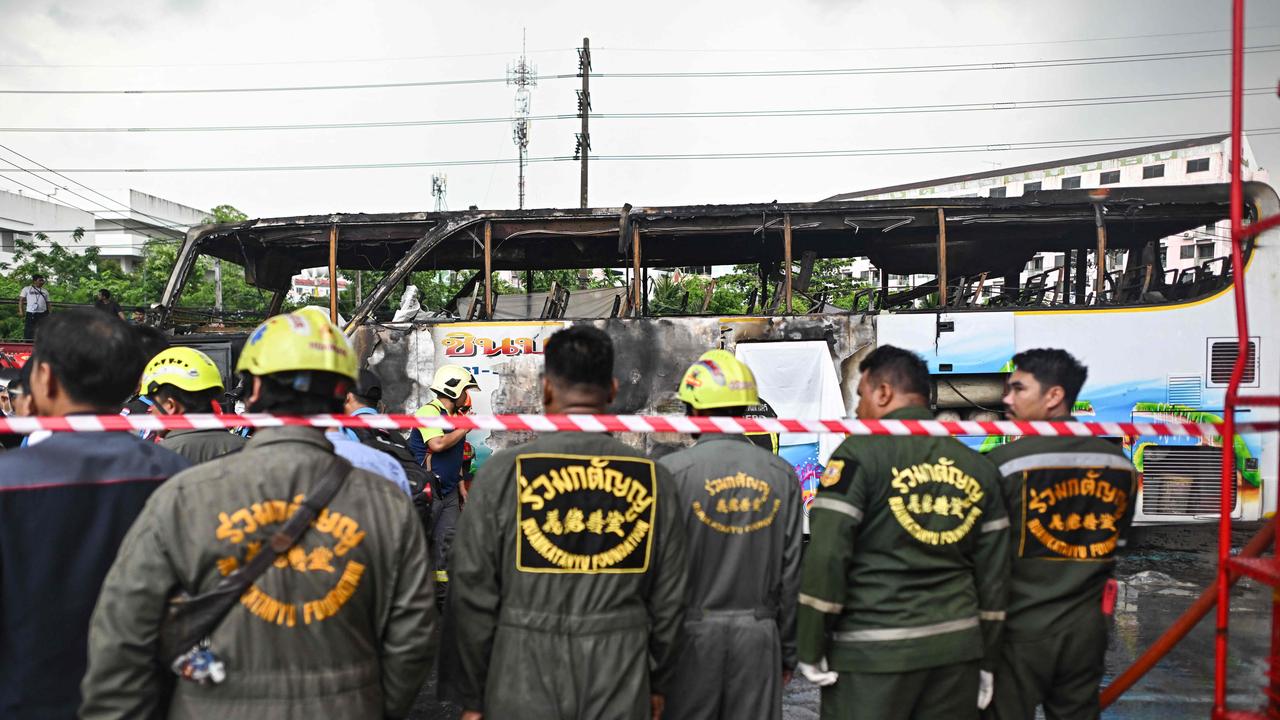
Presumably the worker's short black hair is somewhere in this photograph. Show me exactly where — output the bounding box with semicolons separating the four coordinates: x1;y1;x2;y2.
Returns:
245;371;347;415
859;345;931;398
544;325;614;392
99;289;111;299
10;362;31;395
153;384;223;414
134;325;171;364
31;309;145;410
351;368;383;408
1011;348;1088;407
32;274;45;283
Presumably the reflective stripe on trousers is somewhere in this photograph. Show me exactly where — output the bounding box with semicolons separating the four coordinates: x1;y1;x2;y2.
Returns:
832;616;980;642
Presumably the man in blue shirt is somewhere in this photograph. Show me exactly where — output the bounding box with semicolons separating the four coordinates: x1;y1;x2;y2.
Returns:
344;368;435;547
0;309;189;719
326;429;412;496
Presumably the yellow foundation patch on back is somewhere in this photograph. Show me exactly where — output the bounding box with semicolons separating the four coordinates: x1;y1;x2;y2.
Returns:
516;454;657;574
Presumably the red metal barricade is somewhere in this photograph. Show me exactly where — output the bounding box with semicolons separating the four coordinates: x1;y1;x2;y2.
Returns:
1212;2;1280;717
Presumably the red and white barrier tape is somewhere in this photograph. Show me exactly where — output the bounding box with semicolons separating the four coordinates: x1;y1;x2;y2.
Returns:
0;413;1274;437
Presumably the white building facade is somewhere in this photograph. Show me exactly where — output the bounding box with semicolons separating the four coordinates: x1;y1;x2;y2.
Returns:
826;133;1268;295
0;188;208;273
93;190;210;273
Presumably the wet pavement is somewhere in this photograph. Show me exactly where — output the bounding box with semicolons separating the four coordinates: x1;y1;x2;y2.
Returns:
410;523;1273;719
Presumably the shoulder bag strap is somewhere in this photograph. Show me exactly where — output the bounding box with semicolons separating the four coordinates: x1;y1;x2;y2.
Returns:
214;456;353;594
161;456;356;663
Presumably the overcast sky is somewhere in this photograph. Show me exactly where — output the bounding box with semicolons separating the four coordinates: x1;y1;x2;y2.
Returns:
1;0;1279;219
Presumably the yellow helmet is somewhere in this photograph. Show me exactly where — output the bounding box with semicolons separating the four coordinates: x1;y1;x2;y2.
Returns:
235;307;358;383
430;364;479;401
678;349;759;410
140;346;224;398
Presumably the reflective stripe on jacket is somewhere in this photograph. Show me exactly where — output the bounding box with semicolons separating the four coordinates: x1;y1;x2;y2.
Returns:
796;406;1010;674
987;430;1137;638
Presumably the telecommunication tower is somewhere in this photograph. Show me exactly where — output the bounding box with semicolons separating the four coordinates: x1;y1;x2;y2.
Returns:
507;30;537;209
431;172;448;211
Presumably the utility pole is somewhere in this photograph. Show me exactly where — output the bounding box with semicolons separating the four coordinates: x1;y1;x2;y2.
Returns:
507;30;537;209
575;38;591;209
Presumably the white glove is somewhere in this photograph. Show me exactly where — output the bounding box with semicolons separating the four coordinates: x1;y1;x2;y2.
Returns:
977;670;994;710
797;659;839;687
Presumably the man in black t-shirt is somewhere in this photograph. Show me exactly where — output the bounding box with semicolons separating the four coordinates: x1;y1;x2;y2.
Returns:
93;289;124;320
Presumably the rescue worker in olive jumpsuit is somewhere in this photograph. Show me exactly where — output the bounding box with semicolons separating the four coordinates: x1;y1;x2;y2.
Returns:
986;349;1136;720
797;345;1010;720
442;325;687;720
658;349;803;720
414;364;480;611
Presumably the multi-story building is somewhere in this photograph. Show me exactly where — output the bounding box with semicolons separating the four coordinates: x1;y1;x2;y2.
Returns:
824;133;1268;297
93;189;209;273
0;187;208;273
0;189;94;267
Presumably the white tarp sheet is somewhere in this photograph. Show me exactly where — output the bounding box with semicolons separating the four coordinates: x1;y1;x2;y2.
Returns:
734;341;845;464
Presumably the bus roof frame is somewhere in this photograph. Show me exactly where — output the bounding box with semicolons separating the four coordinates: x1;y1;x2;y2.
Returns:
158;182;1249;330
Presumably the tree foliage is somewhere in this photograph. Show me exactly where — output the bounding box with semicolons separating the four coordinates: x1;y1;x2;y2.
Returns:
0;204;270;339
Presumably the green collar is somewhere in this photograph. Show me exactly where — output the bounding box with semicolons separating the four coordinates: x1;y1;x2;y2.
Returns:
696;433;754;446
246;426;333;452
883;406;935;421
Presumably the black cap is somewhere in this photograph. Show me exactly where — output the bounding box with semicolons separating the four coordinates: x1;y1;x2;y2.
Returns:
355;369;382;404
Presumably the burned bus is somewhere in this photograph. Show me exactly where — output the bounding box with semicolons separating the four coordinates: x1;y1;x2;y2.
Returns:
157;183;1279;524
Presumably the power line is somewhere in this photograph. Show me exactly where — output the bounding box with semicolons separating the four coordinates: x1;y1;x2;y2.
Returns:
4;45;1276;96
0;73;579;96
6;24;1277;69
0;158;187;246
593;45;1280;79
0;172;158;241
18;127;1279;173
0;143;196;232
598;24;1280;54
2;88;1267;134
598;88;1270;119
0;161;183;239
0;113;577;133
592;128;1280;161
0;48;575;69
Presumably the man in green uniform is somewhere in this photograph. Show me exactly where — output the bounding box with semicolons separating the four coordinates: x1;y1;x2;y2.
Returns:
987;348;1136;720
413;364;480;609
797;345;1010;720
442;325;687;720
659;350;803;720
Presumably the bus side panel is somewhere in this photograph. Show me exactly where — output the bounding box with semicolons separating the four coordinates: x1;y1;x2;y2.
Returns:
1011;262;1275;523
